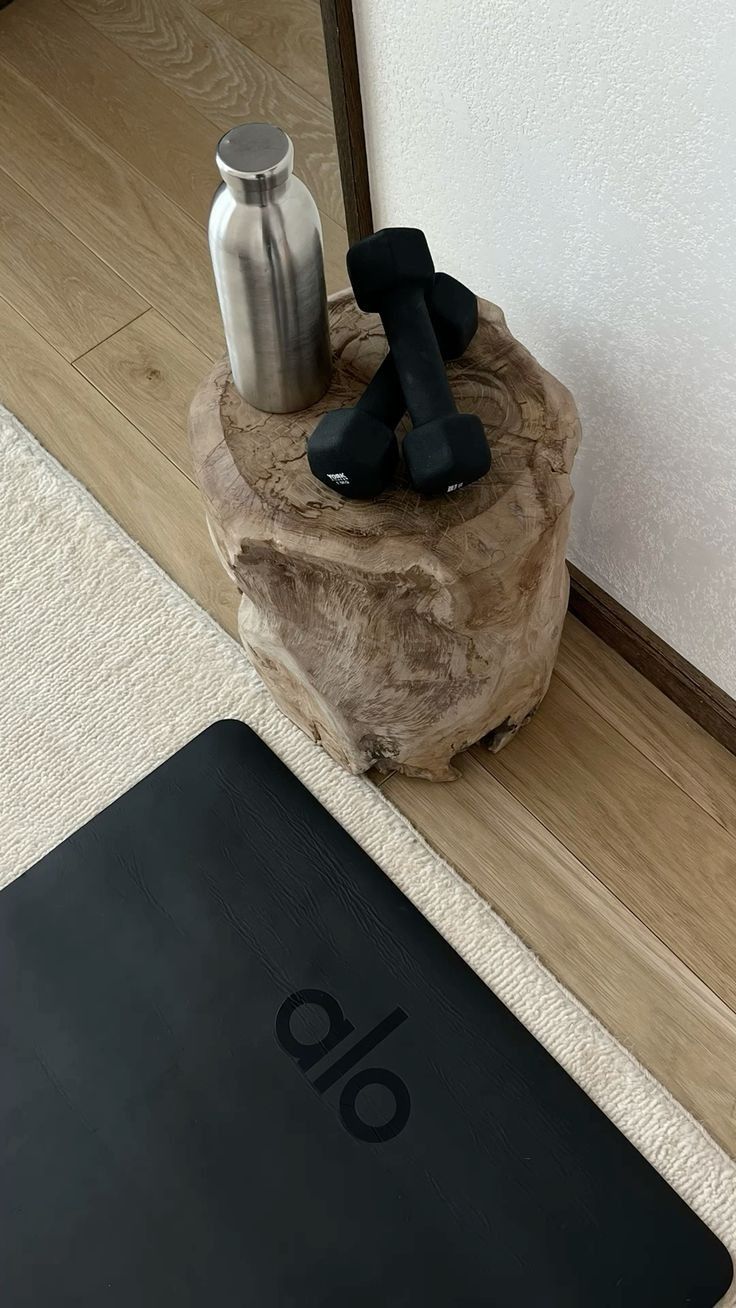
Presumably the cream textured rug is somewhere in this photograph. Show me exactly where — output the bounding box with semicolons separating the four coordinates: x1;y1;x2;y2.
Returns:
1;404;735;1298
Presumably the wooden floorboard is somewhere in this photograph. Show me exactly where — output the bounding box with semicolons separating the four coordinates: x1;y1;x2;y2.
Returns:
0;57;224;357
61;0;346;229
0;1;346;290
383;752;736;1156
0;168;147;361
557;614;736;838
74;311;212;479
1;0;734;1163
0;294;238;638
1;0;220;226
193;0;332;106
474;674;736;1011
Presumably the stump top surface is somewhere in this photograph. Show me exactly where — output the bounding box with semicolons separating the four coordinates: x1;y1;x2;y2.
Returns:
189;290;580;575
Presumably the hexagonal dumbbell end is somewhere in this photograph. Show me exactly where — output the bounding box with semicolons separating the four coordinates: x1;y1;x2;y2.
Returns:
347;227;435;313
307;408;399;500
403;412;490;497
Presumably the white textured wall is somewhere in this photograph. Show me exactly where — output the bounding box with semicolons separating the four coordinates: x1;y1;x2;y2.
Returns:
353;0;736;695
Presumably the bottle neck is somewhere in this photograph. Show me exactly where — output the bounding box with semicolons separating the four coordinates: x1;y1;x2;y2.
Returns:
222;173;292;205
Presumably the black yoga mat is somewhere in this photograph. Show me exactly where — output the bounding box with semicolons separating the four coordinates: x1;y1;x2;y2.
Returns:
1;720;732;1306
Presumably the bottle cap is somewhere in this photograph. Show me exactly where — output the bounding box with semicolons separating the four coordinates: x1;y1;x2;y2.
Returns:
215;123;294;196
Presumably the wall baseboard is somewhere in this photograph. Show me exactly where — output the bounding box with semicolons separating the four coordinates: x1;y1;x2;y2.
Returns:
568;565;736;754
319;7;736;758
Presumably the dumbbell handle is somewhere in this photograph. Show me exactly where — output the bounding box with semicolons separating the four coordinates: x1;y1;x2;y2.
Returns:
355;351;406;430
379;285;456;428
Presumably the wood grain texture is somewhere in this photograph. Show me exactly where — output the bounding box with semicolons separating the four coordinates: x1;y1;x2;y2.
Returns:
0;169;146;360
194;0;332;105
568;563;736;757
0;0;223;226
319;0;374;243
190;292;580;778
383;751;736;1157
557;614;736;839
60;0;346;227
75;311;212;479
0;57;224;357
0;295;237;637
475;674;736;1010
0;2;347;296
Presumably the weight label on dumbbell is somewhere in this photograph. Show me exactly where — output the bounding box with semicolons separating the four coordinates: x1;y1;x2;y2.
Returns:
447;482;464;493
275;988;411;1143
326;472;350;486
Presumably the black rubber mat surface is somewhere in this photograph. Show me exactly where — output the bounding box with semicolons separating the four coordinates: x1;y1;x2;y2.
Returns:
0;720;732;1305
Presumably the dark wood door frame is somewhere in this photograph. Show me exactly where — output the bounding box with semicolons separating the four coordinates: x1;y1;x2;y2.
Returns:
319;1;736;754
320;0;373;244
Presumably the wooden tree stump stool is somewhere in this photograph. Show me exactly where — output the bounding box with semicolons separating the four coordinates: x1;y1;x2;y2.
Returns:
189;291;580;780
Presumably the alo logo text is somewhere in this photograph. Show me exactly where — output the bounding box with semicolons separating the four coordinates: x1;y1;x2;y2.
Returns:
275;989;411;1143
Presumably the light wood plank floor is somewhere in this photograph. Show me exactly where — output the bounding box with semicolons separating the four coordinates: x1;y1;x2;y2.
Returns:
1;0;735;1157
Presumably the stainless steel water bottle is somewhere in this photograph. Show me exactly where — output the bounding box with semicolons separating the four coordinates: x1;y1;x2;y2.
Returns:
208;122;332;413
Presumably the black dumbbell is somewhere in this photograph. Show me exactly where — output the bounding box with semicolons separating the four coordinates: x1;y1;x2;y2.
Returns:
347;227;491;496
307;352;402;499
308;273;478;499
